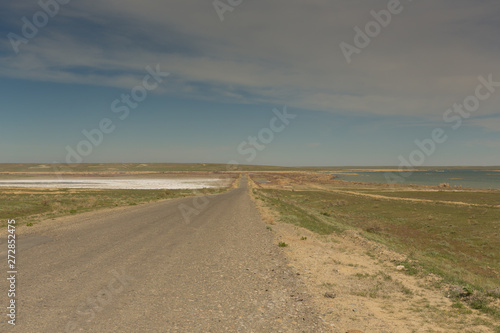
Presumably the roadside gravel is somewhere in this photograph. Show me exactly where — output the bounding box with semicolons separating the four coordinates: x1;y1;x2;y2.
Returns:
0;176;329;332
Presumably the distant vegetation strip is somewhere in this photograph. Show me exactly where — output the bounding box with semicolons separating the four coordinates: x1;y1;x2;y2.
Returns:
1;163;498;174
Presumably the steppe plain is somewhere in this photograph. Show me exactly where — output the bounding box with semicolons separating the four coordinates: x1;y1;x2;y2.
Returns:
1;163;499;332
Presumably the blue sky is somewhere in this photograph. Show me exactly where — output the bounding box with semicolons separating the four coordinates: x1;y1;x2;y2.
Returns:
1;0;500;166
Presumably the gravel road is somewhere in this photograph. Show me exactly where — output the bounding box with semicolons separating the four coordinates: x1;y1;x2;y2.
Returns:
0;176;329;332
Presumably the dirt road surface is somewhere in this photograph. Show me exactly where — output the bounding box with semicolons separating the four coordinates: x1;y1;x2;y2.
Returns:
0;176;329;332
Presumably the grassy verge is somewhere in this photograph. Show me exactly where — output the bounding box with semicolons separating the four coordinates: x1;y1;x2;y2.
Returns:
0;187;225;228
252;189;340;234
352;189;500;206
253;187;500;323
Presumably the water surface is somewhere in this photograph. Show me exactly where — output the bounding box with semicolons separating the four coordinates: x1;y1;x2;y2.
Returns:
336;169;500;189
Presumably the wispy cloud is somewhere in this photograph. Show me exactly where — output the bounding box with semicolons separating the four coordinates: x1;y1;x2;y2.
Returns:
466;139;500;148
2;1;500;129
469;117;500;132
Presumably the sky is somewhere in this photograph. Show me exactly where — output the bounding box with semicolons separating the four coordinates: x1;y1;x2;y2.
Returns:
1;0;500;166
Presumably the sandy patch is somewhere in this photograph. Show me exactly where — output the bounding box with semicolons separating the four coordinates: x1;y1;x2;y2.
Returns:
271;223;492;332
28;164;51;169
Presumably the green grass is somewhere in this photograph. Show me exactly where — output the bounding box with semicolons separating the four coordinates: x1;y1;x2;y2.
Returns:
396;259;419;276
349;271;413;299
254;190;340;235
254;188;500;293
360;190;500;206
0;187;224;227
